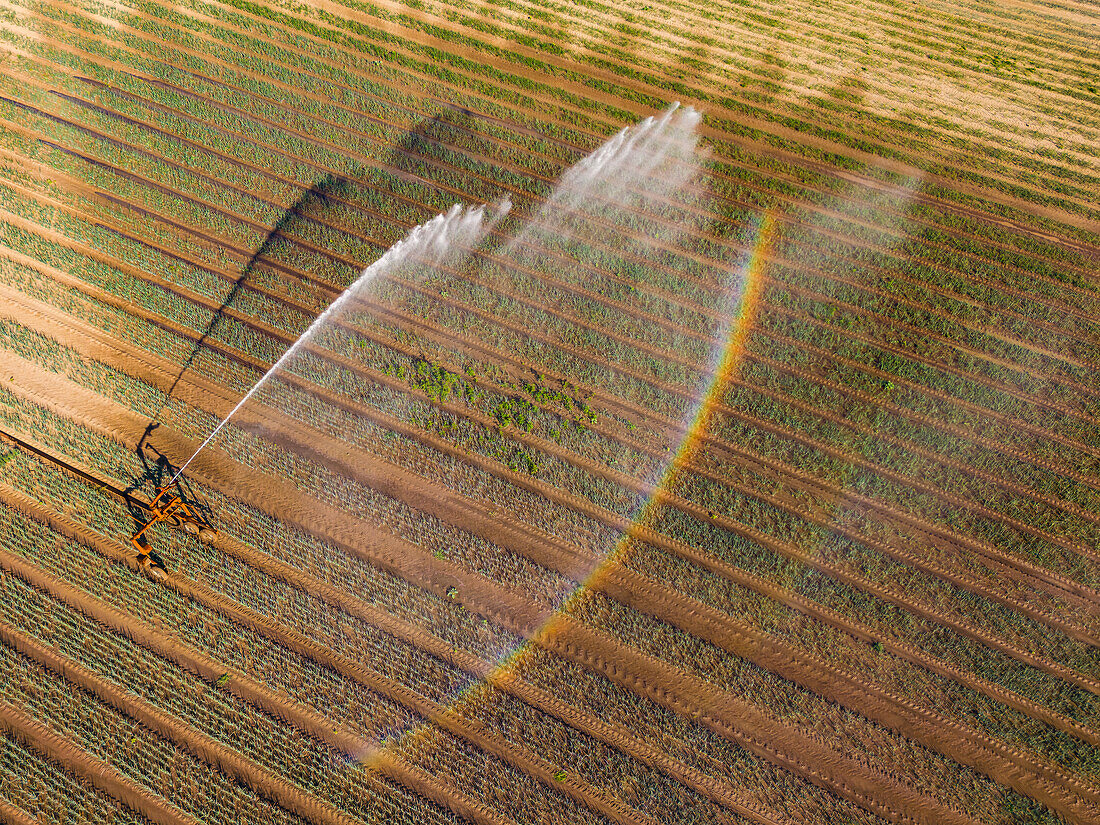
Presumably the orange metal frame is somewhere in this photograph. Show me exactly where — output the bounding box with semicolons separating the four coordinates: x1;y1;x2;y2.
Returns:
130;484;215;553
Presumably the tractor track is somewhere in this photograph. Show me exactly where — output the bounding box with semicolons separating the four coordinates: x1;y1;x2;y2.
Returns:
4;185;1095;686
0;361;985;825
6;12;1100;354
1;297;1098;824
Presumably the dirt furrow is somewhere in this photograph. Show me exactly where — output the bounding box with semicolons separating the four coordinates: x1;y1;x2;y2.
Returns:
9;15;1099;349
0;796;40;825
69;0;1097;257
0;701;201;825
210;382;1100;811
0;619;367;825
752;327;1100;480
169;561;654;825
0;490;514;825
766;270;1098;393
595;569;1100;816
9;250;1096;751
339;272;1100;603
0;361;650;825
17;80;1092;422
4;190;1095;673
4;189;1095;677
0;334;985;825
200;529;796;825
321;300;1100;686
3;299;1096;822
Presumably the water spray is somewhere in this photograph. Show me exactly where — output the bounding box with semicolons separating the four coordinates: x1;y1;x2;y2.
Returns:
130;199;508;556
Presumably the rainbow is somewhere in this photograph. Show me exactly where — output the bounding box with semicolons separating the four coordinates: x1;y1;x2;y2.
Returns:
361;211;777;767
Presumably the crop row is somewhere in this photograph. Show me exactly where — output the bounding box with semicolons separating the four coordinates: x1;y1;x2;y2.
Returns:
0;638;308;825
300;316;1100;652
0;169;1091;748
4;294;1095;822
0;728;152;825
0;442;893;825
4;312;1095;805
0;555;474;825
0;433;849;825
567;588;1023;820
0;227;1091;774
214;0;1097;219
361;269;1100;606
6;0;1091;336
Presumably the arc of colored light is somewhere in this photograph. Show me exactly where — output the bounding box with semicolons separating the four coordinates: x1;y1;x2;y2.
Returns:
357;212;777;773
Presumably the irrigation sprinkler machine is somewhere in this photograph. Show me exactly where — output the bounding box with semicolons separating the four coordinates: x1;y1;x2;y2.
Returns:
130;483;217;553
129;452;218;580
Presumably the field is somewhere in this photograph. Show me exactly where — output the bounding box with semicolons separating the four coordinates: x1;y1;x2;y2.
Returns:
0;0;1098;823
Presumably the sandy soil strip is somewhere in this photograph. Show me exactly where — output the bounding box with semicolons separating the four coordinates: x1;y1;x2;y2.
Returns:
0;794;50;825
0;492;517;825
4;237;1096;709
0;701;201;825
0;318;1016;824
4;260;1097;704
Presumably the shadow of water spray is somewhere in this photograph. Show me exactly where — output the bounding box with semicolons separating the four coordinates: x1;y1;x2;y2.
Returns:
157;174;349;417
